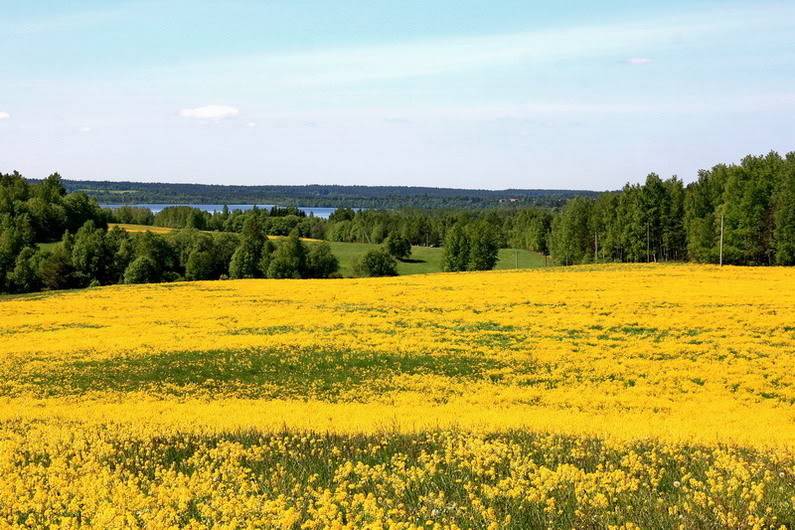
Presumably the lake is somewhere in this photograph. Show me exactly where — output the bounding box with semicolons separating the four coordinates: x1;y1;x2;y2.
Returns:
101;204;341;219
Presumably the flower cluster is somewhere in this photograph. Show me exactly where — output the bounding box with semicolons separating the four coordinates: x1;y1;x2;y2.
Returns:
0;426;792;529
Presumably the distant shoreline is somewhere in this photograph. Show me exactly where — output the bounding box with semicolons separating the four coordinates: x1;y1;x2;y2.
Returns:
100;203;345;219
34;178;599;210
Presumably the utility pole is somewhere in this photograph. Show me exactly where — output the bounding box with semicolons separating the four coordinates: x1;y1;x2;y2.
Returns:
514;249;519;269
719;212;724;267
594;232;599;263
646;224;650;263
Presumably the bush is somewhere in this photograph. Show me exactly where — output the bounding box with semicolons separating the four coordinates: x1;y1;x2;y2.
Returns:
354;248;398;277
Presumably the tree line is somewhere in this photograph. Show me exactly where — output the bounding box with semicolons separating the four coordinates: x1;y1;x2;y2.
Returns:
550;151;795;266
3;219;342;294
3;149;794;294
113;204;326;239
0;173;346;293
55;179;594;209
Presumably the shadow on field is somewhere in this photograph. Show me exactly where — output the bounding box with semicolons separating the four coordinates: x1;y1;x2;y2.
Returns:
10;347;537;400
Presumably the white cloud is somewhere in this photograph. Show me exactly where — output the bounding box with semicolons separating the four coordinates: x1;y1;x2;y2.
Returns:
0;112;10;120
627;57;653;65
180;105;239;119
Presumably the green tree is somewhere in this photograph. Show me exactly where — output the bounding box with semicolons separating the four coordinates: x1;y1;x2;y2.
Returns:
773;155;795;265
305;242;339;278
185;250;216;280
229;245;260;279
103;226;131;283
267;231;306;279
229;217;267;279
684;166;729;263
550;197;592;265
467;221;499;271
7;247;41;293
25;196;66;242
63;192;106;233
384;234;412;260
258;240;276;276
354;248;397;277
133;231;177;271
442;224;470;272
37;245;73;290
70;221;107;286
124;256;159;284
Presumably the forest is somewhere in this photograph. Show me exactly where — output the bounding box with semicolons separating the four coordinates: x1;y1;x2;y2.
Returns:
549;150;795;266
51;180;596;209
2;149;794;294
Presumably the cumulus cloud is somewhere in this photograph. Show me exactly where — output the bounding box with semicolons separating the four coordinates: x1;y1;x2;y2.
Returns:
180;105;240;119
627;57;653;65
0;112;10;120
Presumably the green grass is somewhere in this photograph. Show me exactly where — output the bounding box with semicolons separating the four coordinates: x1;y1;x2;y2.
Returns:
34;235;547;278
36;241;62;251
7;345;525;400
328;241;546;276
5;425;790;530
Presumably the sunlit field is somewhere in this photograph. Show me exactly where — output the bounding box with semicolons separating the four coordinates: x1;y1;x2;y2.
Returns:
1;264;793;528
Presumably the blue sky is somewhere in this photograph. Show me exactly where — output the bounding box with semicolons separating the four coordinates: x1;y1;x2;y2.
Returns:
1;1;793;189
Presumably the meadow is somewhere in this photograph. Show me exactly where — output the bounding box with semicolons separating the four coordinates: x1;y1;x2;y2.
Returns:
0;264;793;528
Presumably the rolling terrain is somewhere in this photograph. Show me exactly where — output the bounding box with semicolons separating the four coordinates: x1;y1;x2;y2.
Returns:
1;264;793;528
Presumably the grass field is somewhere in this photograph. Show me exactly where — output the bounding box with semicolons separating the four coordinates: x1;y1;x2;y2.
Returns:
0;264;793;528
106;223;547;276
108;222;177;235
328;241;546;276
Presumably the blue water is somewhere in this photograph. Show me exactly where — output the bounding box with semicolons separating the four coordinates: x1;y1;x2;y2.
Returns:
101;204;340;219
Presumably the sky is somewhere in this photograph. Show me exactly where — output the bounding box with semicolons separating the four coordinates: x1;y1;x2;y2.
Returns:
0;1;794;190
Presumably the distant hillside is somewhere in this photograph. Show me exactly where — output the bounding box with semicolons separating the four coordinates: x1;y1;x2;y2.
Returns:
52;179;599;209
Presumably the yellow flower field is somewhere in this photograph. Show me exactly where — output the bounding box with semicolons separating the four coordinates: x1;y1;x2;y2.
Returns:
0;264;793;528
